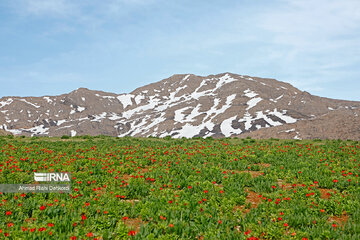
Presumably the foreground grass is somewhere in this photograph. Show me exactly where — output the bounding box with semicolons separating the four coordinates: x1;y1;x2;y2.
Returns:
0;136;359;239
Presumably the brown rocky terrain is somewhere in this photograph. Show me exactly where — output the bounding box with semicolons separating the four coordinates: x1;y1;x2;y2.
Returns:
0;129;9;136
240;107;360;140
0;73;359;140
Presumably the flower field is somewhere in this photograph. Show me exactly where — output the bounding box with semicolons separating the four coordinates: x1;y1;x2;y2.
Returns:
0;136;359;239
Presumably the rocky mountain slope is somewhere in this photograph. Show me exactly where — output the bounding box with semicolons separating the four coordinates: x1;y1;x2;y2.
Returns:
1;73;359;139
0;129;8;136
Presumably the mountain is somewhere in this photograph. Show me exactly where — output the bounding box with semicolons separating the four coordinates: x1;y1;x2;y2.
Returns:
1;73;359;140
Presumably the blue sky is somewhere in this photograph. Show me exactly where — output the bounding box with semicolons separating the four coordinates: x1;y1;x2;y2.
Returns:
0;0;359;100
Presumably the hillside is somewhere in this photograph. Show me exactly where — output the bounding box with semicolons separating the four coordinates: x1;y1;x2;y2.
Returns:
0;73;359;139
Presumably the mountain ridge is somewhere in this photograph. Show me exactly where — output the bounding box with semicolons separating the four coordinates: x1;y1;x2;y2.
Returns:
1;73;359;140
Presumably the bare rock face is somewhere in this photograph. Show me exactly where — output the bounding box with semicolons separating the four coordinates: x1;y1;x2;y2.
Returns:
0;129;8;136
239;108;360;140
0;73;359;140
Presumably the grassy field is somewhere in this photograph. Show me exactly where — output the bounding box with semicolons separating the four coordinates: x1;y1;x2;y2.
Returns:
0;135;359;239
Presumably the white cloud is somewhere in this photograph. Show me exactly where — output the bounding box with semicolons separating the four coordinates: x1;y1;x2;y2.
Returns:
247;0;360;96
260;0;360;50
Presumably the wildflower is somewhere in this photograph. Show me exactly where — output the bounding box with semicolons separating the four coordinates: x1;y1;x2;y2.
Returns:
244;230;251;235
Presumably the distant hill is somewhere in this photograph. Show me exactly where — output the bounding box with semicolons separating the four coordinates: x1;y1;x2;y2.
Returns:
1;73;359;140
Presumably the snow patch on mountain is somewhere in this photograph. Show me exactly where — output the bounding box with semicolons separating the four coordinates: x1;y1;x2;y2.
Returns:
247;97;262;110
270;109;297;123
221;116;242;137
91;112;107;122
134;95;145;105
0;98;13;108
24;125;49;136
71;130;77;137
244;89;258;98
57;119;67;126
19;99;40;108
117;94;134;109
174;107;191;122
43;97;53;103
0;124;22;135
